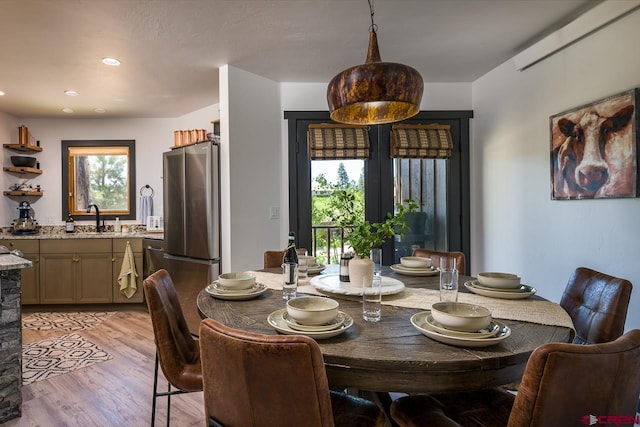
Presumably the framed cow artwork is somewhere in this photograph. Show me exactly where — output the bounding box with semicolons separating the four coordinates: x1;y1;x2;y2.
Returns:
550;88;639;200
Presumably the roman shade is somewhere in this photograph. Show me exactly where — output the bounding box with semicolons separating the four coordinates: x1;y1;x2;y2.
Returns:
308;124;370;160
391;124;453;159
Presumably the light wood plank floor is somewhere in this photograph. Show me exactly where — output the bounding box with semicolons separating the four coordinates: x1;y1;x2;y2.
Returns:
6;306;205;427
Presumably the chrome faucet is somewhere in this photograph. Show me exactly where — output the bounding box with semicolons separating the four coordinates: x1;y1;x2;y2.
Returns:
86;204;104;232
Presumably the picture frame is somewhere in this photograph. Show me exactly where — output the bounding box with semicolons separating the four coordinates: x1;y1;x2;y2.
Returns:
550;88;639;200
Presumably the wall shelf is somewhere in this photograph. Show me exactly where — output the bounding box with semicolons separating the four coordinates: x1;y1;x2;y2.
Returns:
3;166;43;175
3;191;43;197
3;144;42;153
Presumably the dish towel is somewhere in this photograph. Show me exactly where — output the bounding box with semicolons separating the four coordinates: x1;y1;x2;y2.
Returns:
118;241;139;298
140;195;153;226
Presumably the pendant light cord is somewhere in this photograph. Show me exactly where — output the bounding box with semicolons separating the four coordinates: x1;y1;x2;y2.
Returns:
368;0;377;33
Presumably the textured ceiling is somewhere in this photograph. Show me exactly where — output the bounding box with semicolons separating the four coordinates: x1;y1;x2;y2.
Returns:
0;0;599;118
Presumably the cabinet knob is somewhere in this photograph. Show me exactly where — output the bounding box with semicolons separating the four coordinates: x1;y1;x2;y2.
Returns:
112;258;116;262
72;257;79;263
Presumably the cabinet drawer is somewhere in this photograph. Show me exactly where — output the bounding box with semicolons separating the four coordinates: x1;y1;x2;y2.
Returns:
113;238;142;254
0;239;39;253
40;239;112;253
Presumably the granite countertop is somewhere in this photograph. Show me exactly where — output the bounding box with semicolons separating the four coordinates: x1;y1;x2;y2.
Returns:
0;254;33;270
0;225;163;241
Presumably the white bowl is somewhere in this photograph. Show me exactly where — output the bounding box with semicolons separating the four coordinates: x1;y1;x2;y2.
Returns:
400;256;431;269
217;272;256;290
477;272;521;289
286;296;339;325
431;302;492;332
299;255;316;266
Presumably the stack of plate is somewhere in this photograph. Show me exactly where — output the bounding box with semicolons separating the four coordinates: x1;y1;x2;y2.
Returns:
464;272;536;299
390;257;439;276
410;311;511;347
307;263;326;275
267;308;353;339
205;281;268;300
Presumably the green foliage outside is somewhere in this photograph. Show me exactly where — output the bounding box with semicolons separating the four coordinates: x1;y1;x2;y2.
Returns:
87;155;128;210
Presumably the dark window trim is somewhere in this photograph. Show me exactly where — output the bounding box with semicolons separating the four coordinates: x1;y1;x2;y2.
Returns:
61;139;136;221
284;110;472;268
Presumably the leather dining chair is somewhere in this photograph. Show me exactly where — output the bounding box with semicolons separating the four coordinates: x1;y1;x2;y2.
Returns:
199;318;386;427
390;329;640;427
412;248;466;276
560;267;632;344
143;269;203;427
264;248;308;268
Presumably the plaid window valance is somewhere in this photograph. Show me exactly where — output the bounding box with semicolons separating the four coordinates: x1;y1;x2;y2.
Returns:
308;124;370;160
391;124;454;159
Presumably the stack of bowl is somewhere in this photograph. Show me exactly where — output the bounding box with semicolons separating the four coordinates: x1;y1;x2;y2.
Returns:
216;272;257;292
284;296;344;332
476;272;521;289
430;302;492;333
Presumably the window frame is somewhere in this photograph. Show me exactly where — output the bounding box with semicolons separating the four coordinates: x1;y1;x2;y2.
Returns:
284;110;472;267
61;139;136;221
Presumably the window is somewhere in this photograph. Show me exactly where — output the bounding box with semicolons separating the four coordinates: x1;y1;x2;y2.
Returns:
285;111;472;267
61;140;136;220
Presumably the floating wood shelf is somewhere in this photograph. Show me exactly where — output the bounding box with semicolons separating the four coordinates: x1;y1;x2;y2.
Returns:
3;191;43;197
3;166;42;175
3;144;42;153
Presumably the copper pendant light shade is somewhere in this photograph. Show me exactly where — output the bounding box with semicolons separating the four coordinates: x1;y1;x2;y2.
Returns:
327;23;423;125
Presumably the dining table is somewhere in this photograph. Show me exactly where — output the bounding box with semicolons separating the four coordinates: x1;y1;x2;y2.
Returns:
196;265;574;394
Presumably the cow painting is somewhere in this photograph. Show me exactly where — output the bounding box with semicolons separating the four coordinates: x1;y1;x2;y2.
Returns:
551;90;638;199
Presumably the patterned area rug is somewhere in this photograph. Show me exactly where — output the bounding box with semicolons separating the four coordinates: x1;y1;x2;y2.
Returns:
22;311;116;331
22;333;113;385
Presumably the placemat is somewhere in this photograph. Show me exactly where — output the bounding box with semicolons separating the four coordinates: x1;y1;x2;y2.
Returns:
250;271;574;331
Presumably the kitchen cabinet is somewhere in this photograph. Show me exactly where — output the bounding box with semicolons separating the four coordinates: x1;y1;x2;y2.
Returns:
112;238;144;303
40;239;113;304
0;239;39;304
3;144;43;197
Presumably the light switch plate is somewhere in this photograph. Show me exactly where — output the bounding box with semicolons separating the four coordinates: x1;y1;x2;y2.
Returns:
270;206;279;219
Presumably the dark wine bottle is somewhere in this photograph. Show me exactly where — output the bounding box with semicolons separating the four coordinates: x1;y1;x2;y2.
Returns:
283;232;298;264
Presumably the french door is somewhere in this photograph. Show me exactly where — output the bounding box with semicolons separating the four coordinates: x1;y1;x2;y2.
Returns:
284;110;472;270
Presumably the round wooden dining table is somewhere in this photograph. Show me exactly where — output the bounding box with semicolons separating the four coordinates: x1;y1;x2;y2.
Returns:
196;267;572;394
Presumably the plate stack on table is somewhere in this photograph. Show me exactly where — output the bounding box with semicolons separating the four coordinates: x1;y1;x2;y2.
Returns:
464;272;536;300
267;296;353;339
205;272;269;300
390;256;439;276
411;302;511;347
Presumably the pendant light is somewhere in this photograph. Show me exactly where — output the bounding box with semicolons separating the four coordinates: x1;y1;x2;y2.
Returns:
327;0;423;125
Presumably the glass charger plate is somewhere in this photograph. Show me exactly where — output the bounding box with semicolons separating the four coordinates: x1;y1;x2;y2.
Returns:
268;309;353;339
310;274;405;296
205;283;269;300
411;311;511;347
464;280;536;300
390;264;439;276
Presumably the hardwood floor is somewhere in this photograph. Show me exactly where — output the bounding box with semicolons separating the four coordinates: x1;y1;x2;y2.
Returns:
7;306;205;427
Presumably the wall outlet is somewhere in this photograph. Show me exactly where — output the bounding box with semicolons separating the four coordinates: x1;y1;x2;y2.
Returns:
270;206;279;219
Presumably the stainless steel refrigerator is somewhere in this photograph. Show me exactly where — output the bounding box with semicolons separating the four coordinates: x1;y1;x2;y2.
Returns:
163;141;221;332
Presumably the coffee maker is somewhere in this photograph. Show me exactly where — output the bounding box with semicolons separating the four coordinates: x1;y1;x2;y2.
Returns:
12;201;38;234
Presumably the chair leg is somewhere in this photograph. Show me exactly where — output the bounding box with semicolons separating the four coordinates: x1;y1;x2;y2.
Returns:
166;383;171;427
151;352;160;427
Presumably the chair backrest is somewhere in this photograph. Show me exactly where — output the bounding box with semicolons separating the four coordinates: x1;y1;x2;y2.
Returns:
143;269;202;391
560;267;632;344
264;250;286;268
412;248;466;276
199;318;335;427
508;329;640;427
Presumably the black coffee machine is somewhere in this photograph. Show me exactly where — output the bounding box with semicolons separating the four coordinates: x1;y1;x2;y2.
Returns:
12;201;38;235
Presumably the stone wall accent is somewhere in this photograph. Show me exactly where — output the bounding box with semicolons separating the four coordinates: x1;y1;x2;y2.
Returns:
0;269;22;423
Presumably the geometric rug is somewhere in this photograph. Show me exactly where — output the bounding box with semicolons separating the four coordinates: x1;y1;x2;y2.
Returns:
22;311;116;331
22;333;114;385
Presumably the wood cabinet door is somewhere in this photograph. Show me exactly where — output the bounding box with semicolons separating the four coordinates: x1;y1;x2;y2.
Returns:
40;253;75;304
76;253;113;303
20;253;39;304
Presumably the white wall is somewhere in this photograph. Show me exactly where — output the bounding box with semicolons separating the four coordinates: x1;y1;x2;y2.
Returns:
1;105;218;227
220;65;282;272
471;8;640;331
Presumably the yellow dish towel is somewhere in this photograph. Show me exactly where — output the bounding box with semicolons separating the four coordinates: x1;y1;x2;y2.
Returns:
118;241;139;298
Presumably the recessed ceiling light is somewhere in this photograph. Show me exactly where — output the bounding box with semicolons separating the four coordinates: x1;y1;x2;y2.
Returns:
0;91;5;96
94;107;106;113
64;90;79;96
62;108;74;114
102;57;121;66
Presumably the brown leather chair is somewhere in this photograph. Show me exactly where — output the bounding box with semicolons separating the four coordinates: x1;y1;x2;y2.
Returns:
390;329;640;427
412;248;466;276
560;267;632;344
143;269;203;427
264;248;308;268
199;318;386;427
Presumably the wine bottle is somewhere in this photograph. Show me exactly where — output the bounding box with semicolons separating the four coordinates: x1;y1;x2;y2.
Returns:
283;232;298;265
